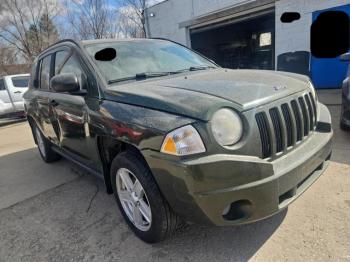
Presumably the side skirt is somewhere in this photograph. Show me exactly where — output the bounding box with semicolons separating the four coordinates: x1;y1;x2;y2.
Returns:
51;146;104;181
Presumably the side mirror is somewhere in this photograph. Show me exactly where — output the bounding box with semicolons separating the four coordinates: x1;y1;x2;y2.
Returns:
340;52;350;62
50;73;80;93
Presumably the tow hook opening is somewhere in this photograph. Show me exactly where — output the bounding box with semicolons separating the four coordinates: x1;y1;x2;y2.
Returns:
222;200;253;221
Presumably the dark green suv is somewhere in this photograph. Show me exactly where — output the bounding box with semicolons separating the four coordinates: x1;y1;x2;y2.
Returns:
24;39;333;243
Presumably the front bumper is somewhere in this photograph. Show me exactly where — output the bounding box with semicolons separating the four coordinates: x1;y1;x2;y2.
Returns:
143;103;333;226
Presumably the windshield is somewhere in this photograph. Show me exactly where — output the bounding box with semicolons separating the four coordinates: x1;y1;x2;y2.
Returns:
11;76;29;88
84;40;217;84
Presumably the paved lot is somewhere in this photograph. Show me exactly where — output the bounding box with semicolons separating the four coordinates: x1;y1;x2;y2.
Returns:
0;94;350;261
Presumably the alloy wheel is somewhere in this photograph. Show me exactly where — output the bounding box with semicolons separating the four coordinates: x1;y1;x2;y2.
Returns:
116;168;152;231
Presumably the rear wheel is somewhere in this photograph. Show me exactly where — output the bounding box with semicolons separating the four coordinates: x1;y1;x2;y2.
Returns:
110;152;181;243
34;125;61;163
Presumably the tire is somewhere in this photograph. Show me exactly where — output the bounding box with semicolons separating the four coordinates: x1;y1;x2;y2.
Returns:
34;125;61;163
340;121;350;131
110;151;181;243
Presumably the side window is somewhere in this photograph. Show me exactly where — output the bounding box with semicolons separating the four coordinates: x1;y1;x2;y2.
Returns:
0;79;5;91
55;51;70;74
39;55;51;90
58;53;88;90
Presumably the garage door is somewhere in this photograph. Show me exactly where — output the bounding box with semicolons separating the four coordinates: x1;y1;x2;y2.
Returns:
190;11;275;70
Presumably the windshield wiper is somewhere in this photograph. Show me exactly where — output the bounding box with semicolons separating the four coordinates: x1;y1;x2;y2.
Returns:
175;66;216;73
190;66;216;71
108;72;173;84
107;67;216;84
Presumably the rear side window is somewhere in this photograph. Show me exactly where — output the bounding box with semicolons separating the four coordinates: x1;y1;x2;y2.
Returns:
39;55;52;90
11;76;29;88
0;79;5;91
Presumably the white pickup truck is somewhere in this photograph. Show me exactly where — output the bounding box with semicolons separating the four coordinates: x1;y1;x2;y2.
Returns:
0;74;30;117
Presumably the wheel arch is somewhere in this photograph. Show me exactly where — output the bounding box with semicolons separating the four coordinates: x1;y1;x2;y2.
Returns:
26;115;38;144
96;136;152;194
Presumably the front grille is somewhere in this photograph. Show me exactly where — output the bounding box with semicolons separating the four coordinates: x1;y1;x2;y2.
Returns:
281;104;293;147
269;108;284;153
255;112;271;159
256;93;317;159
291;100;303;141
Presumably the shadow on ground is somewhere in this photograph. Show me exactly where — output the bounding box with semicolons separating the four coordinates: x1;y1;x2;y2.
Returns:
0;148;79;210
0;148;287;262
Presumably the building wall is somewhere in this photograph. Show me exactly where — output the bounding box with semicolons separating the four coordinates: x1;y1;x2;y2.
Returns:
147;0;350;66
275;0;350;63
191;0;259;17
146;0;191;44
146;0;251;45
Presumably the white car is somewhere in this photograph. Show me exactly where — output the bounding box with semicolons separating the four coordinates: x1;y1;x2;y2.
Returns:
0;74;30;117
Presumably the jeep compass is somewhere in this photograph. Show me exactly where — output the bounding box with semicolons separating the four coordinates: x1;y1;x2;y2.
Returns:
24;39;333;243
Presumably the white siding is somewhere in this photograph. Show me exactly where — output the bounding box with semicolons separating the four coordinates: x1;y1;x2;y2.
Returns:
146;0;192;44
192;0;257;16
147;0;350;66
275;0;350;59
146;0;251;44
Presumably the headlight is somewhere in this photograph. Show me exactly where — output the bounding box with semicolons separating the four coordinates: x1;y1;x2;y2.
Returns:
211;108;243;146
161;125;205;156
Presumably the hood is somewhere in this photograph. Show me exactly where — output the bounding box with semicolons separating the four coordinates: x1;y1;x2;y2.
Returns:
104;69;311;121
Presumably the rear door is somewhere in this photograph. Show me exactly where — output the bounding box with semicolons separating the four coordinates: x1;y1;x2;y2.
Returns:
5;75;30;111
7;75;29;101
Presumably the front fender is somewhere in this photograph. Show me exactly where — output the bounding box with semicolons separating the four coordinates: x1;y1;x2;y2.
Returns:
92;100;197;151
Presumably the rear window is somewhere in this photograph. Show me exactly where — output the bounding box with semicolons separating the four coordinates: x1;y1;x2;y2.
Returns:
11;76;29;88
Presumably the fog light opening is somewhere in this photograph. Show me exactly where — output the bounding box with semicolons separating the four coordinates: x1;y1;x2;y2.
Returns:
222;200;253;221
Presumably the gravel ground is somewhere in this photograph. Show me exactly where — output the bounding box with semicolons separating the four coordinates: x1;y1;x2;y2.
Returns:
0;102;349;262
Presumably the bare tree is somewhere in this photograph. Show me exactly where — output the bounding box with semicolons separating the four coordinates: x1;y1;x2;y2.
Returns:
117;0;165;38
119;0;148;38
116;5;141;38
0;44;18;74
0;0;61;62
65;0;118;40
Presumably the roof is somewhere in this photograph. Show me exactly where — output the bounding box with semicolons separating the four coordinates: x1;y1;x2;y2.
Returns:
81;38;165;46
36;38;172;59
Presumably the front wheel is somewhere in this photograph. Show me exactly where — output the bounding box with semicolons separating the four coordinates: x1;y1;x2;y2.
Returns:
110;152;181;243
34;125;61;163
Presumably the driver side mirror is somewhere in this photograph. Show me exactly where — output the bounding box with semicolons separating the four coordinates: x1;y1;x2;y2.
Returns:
340;52;350;62
50;73;80;93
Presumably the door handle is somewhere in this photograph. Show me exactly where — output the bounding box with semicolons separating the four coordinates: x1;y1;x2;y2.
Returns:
14;91;22;94
49;99;59;107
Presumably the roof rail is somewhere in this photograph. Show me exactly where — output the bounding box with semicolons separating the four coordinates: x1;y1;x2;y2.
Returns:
37;39;82;57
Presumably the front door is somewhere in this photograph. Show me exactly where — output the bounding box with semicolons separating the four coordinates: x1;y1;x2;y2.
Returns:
49;49;99;169
37;54;56;139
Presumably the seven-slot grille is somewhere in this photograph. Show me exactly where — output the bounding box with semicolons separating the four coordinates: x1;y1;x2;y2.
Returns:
256;92;317;159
